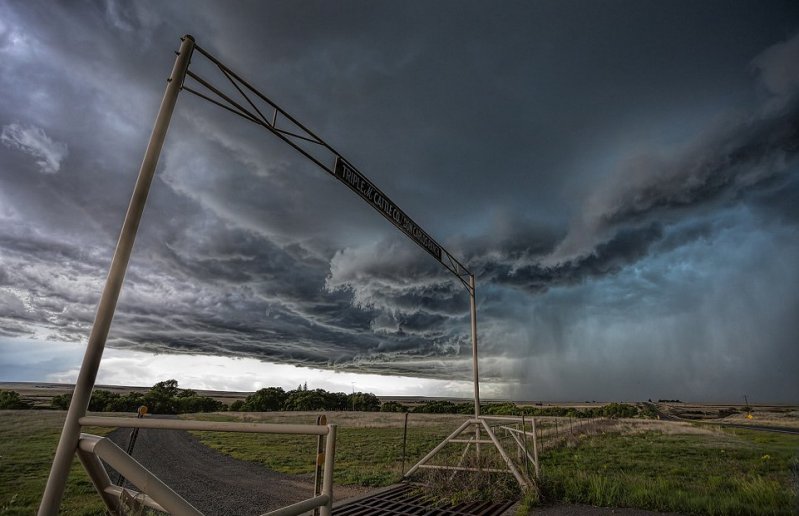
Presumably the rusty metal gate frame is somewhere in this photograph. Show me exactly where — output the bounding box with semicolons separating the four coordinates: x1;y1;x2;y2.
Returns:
38;33;519;514
403;415;538;489
76;416;337;516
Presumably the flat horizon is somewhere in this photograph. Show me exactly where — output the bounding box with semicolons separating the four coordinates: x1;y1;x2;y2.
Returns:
3;381;792;406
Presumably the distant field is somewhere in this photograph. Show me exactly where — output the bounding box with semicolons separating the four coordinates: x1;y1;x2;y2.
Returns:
182;412;799;513
522;420;799;514
1;391;797;514
0;382;251;408
659;402;799;430
1;410;798;514
183;411;463;486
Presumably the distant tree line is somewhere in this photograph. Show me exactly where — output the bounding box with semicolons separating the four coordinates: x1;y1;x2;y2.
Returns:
232;385;381;412
1;381;383;414
2;383;650;419
0;390;33;410
395;400;646;418
50;380;224;414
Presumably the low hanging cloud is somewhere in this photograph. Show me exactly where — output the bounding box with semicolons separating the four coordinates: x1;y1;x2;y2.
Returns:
480;33;799;293
752;31;799;111
1;122;68;174
329;34;799;306
544;102;798;268
326;239;469;358
1;2;798;400
319;34;799;394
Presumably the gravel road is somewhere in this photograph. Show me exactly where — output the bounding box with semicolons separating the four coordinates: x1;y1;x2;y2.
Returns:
106;425;368;515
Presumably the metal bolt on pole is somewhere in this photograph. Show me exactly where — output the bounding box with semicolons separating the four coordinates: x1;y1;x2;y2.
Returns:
37;35;195;516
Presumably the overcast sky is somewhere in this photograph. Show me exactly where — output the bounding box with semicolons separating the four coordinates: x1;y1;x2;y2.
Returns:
1;1;798;402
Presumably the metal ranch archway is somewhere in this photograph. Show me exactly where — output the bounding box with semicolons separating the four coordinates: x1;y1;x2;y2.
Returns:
39;35;530;515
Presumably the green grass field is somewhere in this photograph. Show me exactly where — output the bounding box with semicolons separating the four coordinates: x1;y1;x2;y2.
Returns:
1;410;797;515
523;425;799;514
0;411;111;516
186;411;459;486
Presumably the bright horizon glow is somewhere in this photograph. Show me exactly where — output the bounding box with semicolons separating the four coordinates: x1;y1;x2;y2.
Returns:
1;339;513;398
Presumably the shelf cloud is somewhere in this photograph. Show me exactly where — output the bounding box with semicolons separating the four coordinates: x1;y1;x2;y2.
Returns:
1;1;797;401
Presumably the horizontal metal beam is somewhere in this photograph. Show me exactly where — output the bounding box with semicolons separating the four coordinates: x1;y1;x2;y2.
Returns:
260;494;329;516
75;444;120;514
479;415;529;422
418;465;513;474
500;426;537;438
403;419;474;477
80;416;329;435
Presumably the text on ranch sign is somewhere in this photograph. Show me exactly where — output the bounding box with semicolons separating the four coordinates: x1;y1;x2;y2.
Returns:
333;157;443;262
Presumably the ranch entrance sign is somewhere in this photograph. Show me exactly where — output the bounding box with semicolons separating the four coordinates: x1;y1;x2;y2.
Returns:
38;35;532;516
333;157;443;263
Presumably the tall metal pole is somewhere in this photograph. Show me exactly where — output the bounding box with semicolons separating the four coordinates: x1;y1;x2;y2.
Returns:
470;274;480;418
469;274;481;464
38;35;195;516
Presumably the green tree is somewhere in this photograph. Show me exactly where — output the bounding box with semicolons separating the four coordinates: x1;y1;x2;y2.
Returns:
89;390;120;412
105;393;141;412
380;401;408;413
347;392;381;411
176;395;223;413
145;379;181;414
150;379;180;397
243;387;287;412
329;392;348;411
284;389;345;411
51;393;72;410
0;390;31;409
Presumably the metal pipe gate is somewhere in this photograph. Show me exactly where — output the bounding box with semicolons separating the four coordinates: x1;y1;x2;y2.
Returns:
77;415;338;516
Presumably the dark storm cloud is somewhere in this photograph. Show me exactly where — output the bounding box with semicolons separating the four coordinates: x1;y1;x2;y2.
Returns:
2;1;799;400
549;101;799;263
479;224;665;293
465;99;799;294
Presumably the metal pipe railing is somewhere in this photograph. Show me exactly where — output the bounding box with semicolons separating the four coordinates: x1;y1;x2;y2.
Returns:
75;443;120;513
79;434;203;515
260;494;330;516
79;416;329;435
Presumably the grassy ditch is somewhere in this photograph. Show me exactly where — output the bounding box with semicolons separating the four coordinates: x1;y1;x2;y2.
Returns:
189;414;799;514
186;412;459;486
521;423;799;514
3;410;796;515
0;410;112;516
